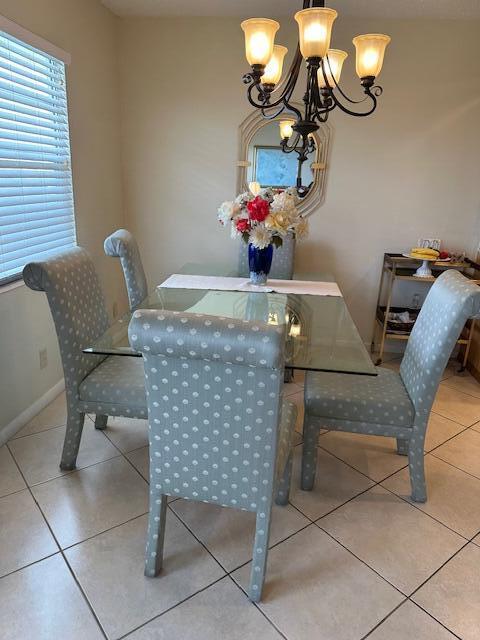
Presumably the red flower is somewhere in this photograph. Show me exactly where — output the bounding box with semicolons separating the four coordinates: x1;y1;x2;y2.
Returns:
247;196;270;222
236;218;250;233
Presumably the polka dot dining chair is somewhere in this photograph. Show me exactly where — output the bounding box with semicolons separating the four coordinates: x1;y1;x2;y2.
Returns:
128;310;297;602
301;270;480;503
104;229;148;311
23;246;147;470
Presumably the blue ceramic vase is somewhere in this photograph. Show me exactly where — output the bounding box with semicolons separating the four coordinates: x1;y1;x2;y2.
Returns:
248;243;273;285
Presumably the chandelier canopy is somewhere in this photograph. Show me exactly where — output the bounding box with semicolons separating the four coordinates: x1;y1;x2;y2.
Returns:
241;0;391;195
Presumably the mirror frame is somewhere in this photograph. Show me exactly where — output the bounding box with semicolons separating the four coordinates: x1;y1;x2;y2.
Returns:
236;103;332;218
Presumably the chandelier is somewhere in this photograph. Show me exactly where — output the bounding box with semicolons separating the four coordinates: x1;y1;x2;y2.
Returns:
241;0;390;195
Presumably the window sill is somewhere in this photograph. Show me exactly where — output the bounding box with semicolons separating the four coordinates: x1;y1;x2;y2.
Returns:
0;278;25;294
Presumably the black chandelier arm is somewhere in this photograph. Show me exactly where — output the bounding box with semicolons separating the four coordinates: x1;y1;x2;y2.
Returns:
260;100;302;122
280;133;304;154
323;57;378;106
253;47;303;112
244;81;269;109
329;86;379;117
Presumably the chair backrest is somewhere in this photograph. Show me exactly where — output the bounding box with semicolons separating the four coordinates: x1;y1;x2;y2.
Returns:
400;270;480;417
23;246;109;404
129;310;285;511
238;232;295;280
104;229;148;310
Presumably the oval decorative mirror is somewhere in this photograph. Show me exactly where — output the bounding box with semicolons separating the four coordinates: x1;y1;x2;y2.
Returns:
237;104;331;217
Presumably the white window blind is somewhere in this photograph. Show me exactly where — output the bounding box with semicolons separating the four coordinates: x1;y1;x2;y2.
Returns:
0;29;75;285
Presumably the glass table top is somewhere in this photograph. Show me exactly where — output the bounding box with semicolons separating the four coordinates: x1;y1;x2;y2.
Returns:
84;263;376;376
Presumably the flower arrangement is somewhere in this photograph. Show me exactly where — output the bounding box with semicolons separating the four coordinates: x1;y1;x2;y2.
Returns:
217;187;308;250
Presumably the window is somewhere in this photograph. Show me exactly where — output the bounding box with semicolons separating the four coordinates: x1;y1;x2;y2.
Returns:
0;28;75;285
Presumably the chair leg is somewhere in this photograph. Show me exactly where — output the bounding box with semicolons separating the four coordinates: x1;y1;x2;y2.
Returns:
94;414;108;430
408;438;427;503
248;505;273;602
144;492;168;577
60;410;85;471
275;451;293;506
301;414;321;491
396;438;409;456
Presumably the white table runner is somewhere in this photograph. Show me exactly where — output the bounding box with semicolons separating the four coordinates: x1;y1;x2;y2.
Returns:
158;274;342;297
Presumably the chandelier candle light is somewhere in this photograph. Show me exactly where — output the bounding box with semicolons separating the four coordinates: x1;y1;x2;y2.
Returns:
241;1;390;195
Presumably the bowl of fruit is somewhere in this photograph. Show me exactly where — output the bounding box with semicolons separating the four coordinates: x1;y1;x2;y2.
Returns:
402;247;443;278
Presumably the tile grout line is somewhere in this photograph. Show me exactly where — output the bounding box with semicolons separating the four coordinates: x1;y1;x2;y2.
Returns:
406;599;463;640
359;597;408;640
3;443;110;640
430;407;480;429
316;441;409;485
408;538;472;601
439;378;480;401
9;421;67;441
115;506;289;640
0;551;60;582
116;574;229;640
7;449;124;491
61;511;149;553
312;520;409;599
225;573;290;640
167;505;230;575
425;424;471;454
378;484;471;541
429;452;480;482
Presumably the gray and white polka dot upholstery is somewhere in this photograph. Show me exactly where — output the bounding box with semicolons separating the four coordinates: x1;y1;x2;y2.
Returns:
301;270;480;503
78;356;146;417
305;367;414;426
238;231;296;280
104;229;148;310
129;310;297;602
23;247;147;470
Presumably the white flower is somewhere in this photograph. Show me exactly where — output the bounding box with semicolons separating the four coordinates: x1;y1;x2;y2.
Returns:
250;226;272;249
259;187;274;202
217;201;239;226
294;217;309;239
265;212;291;236
235;191;254;205
271;191;297;215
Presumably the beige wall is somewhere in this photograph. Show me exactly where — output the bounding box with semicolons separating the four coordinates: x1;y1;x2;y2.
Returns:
1;8;480;431
0;0;127;431
118;16;480;342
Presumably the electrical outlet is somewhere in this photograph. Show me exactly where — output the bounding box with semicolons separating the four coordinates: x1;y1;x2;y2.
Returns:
39;348;48;370
112;301;118;319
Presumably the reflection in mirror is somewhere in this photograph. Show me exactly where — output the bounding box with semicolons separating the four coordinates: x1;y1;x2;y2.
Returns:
237;106;331;218
247;119;315;190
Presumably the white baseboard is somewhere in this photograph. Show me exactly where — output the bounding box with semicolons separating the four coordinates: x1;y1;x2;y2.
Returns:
0;378;65;446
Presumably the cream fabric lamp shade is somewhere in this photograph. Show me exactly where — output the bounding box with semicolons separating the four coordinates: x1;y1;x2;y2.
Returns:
279;119;295;139
241;18;280;66
261;45;288;85
294;7;337;59
352;34;391;78
317;49;348;88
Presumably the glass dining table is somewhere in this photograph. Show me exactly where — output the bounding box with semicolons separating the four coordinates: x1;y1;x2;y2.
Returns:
84;263;377;376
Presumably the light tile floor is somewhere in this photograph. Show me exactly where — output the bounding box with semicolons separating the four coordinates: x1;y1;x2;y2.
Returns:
1;359;480;639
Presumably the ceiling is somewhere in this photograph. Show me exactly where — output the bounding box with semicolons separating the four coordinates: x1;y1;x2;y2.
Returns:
101;0;480;19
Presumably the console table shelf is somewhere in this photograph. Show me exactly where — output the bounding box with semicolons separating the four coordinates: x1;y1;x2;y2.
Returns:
371;253;478;367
